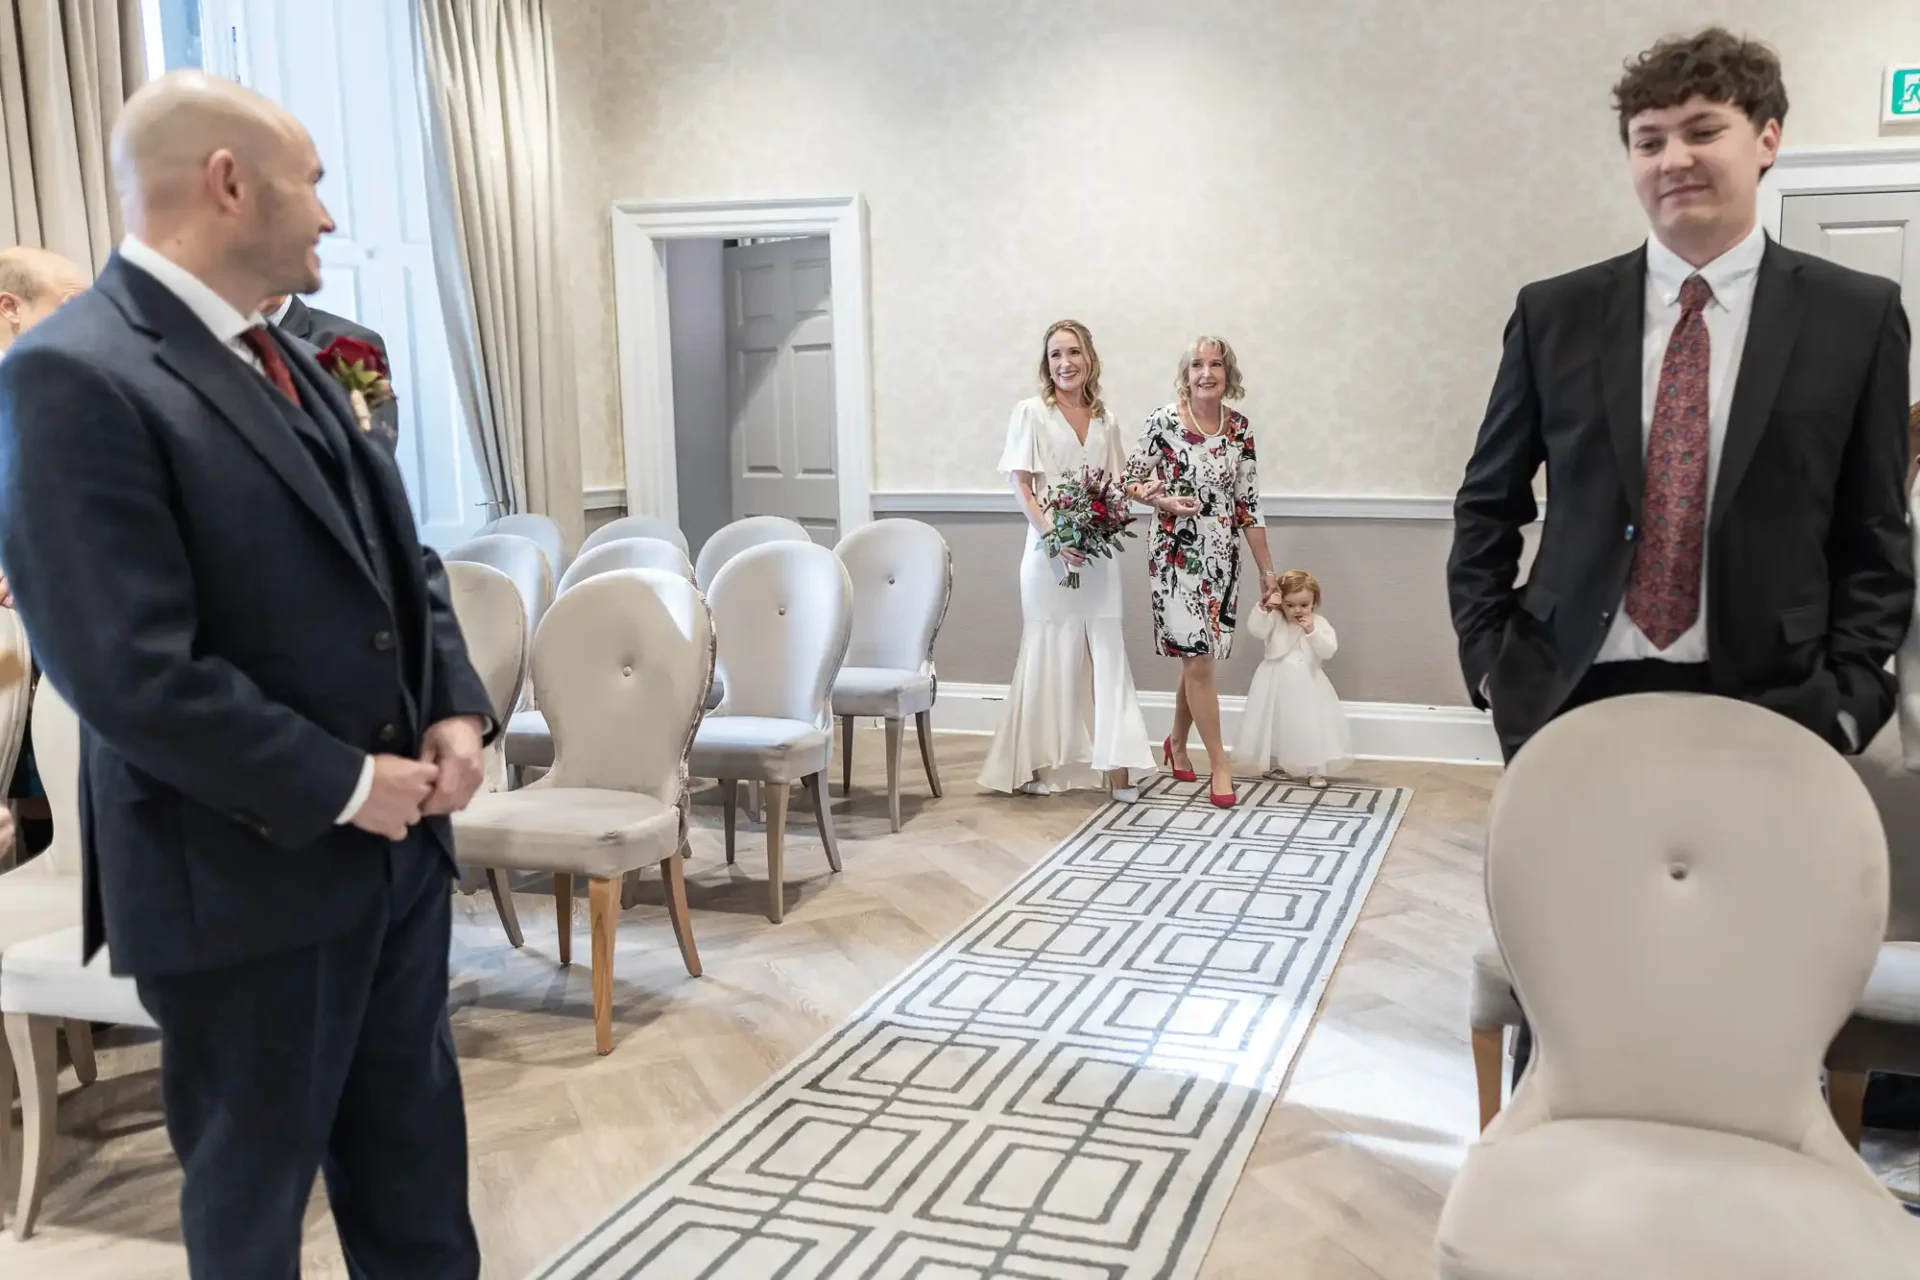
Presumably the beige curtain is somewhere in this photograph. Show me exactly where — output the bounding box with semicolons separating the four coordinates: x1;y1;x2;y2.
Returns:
414;0;582;551
0;0;144;274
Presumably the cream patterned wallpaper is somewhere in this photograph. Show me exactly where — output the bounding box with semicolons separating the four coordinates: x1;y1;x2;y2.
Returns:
554;0;1920;496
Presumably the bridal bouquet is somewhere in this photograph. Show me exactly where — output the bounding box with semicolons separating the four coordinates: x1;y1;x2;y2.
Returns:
1042;466;1137;589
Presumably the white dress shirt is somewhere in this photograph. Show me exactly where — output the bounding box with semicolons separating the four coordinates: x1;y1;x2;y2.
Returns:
117;237;376;822
1594;222;1766;666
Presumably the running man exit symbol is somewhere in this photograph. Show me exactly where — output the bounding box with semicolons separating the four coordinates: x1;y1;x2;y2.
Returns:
1888;65;1920;122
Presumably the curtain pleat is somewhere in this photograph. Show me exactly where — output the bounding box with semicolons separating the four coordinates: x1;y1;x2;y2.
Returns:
0;0;144;275
414;0;581;552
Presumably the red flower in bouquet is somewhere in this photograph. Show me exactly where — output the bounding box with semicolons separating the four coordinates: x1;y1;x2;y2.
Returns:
316;335;396;433
1042;466;1138;588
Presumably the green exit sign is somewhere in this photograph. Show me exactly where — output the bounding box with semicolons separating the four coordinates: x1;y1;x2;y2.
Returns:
1888;64;1920;122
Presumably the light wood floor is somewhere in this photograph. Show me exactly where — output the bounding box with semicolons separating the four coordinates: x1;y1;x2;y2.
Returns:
1;731;1913;1278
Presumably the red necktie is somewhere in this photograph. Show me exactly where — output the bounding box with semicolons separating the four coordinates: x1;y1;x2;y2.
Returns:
1625;275;1714;650
238;325;299;405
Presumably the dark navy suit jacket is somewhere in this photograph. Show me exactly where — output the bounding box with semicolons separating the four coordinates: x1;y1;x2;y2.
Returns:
0;254;492;977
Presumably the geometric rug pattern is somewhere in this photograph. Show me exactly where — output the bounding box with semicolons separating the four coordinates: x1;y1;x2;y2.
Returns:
530;775;1412;1279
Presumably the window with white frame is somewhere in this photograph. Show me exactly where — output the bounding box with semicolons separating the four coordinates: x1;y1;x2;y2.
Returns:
132;0;488;549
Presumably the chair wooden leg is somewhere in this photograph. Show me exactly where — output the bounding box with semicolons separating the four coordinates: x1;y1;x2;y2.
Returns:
805;772;842;872
0;1010;13;1228
1471;1026;1505;1132
63;1019;95;1086
554;873;574;966
766;783;790;923
6;1012;56;1239
620;868;644;911
660;850;702;977
916;710;943;797
722;780;738;864
589;877;618;1056
485;868;524;948
1829;1068;1868;1149
840;715;856;795
885;717;904;833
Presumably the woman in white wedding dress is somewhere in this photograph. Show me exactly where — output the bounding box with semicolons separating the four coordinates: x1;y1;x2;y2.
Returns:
978;320;1157;800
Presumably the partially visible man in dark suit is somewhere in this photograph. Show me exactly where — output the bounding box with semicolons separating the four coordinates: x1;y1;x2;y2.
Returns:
0;71;491;1278
1449;28;1913;764
264;291;400;455
0;246;91;856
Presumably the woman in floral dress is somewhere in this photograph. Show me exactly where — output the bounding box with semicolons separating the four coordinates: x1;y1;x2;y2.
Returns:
1125;336;1276;807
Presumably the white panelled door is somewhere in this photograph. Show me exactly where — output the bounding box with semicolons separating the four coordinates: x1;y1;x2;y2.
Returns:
1779;189;1920;394
724;237;839;545
233;0;489;550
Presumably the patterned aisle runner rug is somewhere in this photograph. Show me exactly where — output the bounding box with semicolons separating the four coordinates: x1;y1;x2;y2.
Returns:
532;775;1412;1280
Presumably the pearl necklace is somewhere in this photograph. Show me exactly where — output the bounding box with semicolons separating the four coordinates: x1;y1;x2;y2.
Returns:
1185;398;1225;439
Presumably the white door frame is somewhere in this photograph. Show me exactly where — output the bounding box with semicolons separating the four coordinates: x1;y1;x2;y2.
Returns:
610;195;874;534
1760;141;1920;234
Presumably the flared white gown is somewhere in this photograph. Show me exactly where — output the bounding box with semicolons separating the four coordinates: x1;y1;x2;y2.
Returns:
978;397;1156;793
1234;607;1353;777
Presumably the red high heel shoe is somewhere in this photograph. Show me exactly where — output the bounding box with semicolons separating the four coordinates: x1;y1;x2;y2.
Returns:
1162;735;1198;783
1209;777;1238;809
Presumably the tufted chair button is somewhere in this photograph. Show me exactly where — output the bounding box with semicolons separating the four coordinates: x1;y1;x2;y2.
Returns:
1669;861;1690;882
622;665;634;677
778;606;787;616
887;575;896;585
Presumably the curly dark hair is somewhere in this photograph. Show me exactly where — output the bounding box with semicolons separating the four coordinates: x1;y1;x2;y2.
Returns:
1612;28;1788;145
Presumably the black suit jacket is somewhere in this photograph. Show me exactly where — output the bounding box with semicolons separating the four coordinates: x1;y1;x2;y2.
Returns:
1449;237;1913;758
0;255;492;976
275;294;400;456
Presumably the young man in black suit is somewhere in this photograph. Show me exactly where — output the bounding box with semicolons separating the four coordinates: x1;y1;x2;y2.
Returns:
0;72;491;1277
1450;28;1913;764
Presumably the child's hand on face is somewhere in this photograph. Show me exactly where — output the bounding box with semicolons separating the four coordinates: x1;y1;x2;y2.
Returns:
1281;588;1316;632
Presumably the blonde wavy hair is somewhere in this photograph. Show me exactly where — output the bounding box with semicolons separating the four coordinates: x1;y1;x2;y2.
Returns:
1274;568;1322;606
1037;319;1107;422
1174;335;1246;403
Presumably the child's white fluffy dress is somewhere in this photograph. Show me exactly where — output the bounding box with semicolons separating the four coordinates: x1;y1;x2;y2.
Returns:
1235;604;1352;778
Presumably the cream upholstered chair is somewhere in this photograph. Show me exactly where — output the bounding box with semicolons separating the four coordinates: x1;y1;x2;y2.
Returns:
555;536;694;595
694;515;811;713
452;568;711;1055
447;532;551;637
476;512;568;581
0;682;156;1238
580;514;689;558
443;561;530;946
693;514;810;593
450;534;553;772
831;519;952;831
506;538;701;775
690;540;850;923
1435;693;1920;1280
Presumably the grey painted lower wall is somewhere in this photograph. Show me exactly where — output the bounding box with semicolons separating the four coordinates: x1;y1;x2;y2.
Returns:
581;497;1538;710
919;510;1514;708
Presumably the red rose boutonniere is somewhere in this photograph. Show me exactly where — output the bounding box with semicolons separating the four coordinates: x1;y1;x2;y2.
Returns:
315;336;396;433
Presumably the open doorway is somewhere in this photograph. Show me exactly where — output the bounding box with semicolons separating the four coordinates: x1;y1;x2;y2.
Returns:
610;196;875;545
664;235;838;557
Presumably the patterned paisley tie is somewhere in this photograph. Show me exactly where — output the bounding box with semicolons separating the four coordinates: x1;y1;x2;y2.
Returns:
1625;274;1713;650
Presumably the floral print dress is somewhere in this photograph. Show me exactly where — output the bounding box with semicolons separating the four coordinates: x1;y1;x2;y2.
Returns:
1125;403;1262;658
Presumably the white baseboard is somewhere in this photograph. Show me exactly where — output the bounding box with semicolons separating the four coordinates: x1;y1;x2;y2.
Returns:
917;681;1501;766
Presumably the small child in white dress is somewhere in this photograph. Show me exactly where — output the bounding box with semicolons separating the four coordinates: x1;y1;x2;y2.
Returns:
1236;569;1352;787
